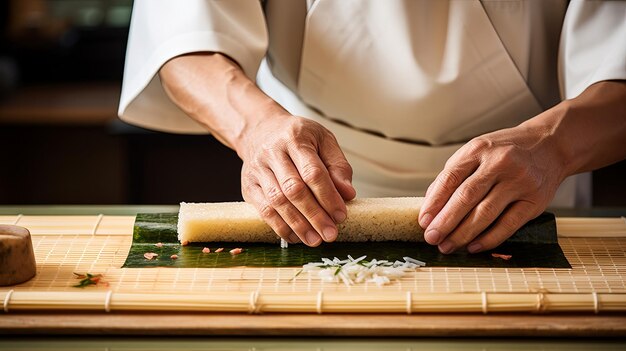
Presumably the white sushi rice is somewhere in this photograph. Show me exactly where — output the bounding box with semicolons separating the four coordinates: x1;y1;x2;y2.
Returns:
298;255;426;287
178;197;425;243
280;238;288;249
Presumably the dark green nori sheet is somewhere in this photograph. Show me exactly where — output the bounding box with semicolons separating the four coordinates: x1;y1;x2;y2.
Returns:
122;212;571;269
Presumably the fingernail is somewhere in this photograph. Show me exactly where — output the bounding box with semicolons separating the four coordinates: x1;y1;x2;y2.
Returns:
306;230;321;246
425;229;441;244
439;241;454;254
322;226;338;241
420;213;433;228
334;211;347;223
288;232;300;243
468;243;482;253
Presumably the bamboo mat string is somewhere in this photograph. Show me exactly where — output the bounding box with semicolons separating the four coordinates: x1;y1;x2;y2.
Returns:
406;291;412;315
593;292;600;314
249;290;260;314
3;290;14;313
317;291;323;314
481;291;488;314
536;292;547;313
104;290;113;313
91;214;104;236
12;214;22;225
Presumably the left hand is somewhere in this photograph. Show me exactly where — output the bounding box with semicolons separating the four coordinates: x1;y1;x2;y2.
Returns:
418;120;566;254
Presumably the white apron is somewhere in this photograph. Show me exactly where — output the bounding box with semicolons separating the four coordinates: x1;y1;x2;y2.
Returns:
120;0;626;207
258;0;590;206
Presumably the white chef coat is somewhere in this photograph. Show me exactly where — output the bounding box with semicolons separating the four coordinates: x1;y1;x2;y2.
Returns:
118;0;626;207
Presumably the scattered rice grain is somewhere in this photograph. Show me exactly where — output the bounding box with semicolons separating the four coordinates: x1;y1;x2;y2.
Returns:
144;252;158;260
491;253;512;260
230;248;243;255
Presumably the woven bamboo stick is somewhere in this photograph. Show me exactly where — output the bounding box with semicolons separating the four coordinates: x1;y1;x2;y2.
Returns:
0;215;135;235
2;290;624;314
1;215;625;237
556;217;626;237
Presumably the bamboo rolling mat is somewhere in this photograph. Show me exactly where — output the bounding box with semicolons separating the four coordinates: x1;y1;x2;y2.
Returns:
1;214;625;314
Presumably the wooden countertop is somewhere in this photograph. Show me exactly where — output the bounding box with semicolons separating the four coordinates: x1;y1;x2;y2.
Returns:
2;313;626;337
1;205;625;337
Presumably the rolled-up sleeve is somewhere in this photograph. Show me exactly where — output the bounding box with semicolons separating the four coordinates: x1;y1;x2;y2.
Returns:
118;0;268;134
559;0;626;100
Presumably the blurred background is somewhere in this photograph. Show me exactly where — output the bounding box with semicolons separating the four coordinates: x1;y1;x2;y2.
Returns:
0;0;243;205
0;0;623;206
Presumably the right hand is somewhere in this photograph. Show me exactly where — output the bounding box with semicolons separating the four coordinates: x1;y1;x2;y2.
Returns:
238;114;356;246
158;52;355;246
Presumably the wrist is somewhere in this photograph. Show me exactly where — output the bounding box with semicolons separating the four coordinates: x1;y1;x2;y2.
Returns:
526;81;626;177
517;102;573;182
233;101;293;161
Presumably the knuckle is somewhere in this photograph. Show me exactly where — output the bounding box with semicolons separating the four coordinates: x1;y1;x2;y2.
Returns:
272;223;291;237
333;161;353;177
500;212;524;233
306;207;327;224
288;217;309;234
438;170;462;191
456;183;481;206
477;200;500;220
240;173;257;188
286;120;309;139
494;159;513;174
467;137;491;153
300;165;327;185
258;203;277;220
281;177;307;199
266;187;288;207
246;159;266;171
492;145;521;169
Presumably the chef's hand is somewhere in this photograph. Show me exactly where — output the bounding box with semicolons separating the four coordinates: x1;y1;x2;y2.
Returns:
238;114;356;247
418;80;626;254
418;125;563;254
159;52;356;247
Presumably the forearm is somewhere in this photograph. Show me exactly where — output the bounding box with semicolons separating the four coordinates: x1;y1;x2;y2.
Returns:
158;52;288;157
522;80;626;176
159;52;355;247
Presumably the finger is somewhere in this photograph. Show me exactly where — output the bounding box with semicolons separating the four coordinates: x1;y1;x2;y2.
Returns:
270;151;339;243
257;165;322;246
423;168;494;245
467;201;541;253
290;146;348;224
436;183;513;254
243;181;300;244
419;157;479;231
318;136;356;201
